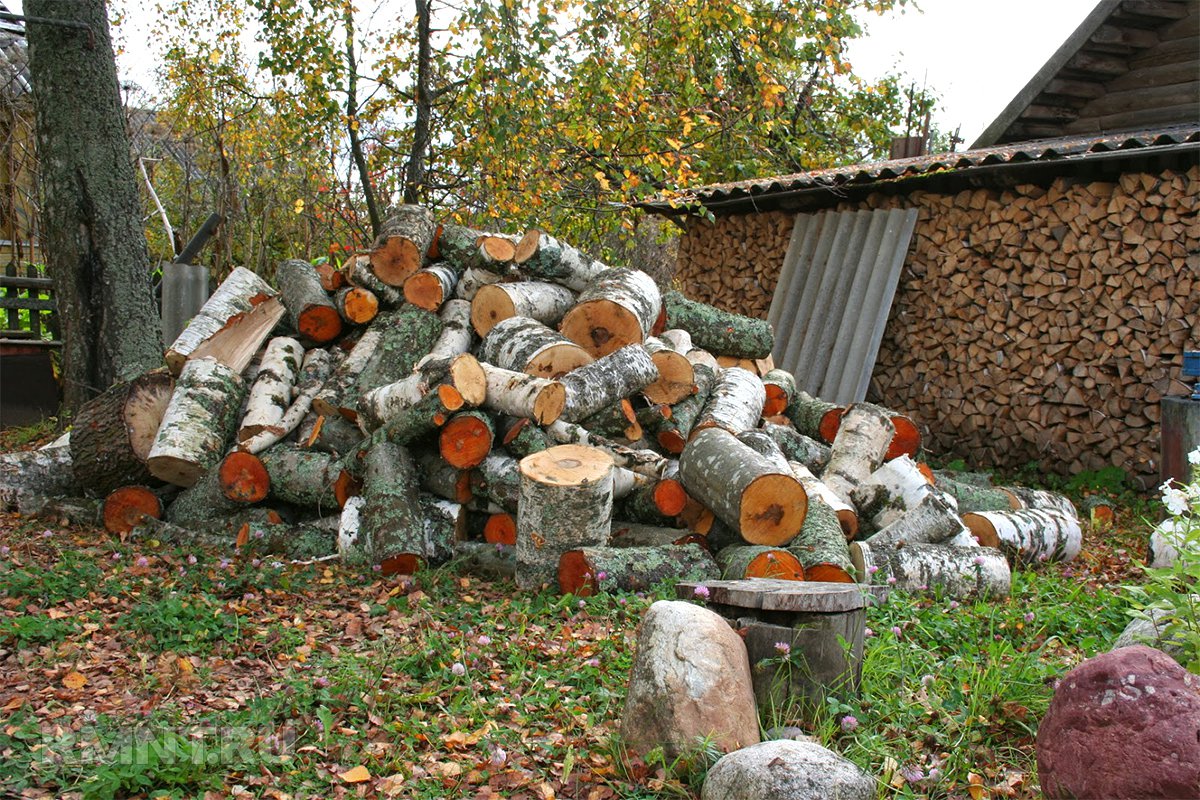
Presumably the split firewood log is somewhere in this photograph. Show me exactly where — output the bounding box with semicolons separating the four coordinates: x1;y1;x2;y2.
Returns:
512;229;608;291
165;266;276;374
334;286;379;325
403;263;459;311
655;363;716;454
661;289;773;359
369;205;436;286
786;495;855;581
516;444;615;590
851;542;1011;599
471;280;576;337
679;428;807;546
478;362;566;425
641;337;695;405
963;508;1082;563
716;545;805;581
102;486;165;535
821;403;895;505
147;358;246;487
559;344;659;423
864;490;966;550
276;259;342;344
560;268;661;357
693;367;765;437
785;392;844;443
71;368;174;494
788;462;858;539
557;544;717;596
479;316;593;378
238;337;304;443
239;349;335;455
759;420;830;473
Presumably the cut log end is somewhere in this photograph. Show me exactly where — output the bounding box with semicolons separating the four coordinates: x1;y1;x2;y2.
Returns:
744;550;805;581
533;382;567;425
804;564;854;583
484;513;517;545
561;300;644;358
762;385;790;417
526;343;593;379
102;486;163;535
471;283;517;336
557;549;598;597
962;513;999;548
334;469;363;508
298;306;343;344
513;229;542;263
837;509;860;540
739;473;807;546
404;271;448;311
439;413;494;469
644;350;695;406
339;287;379;324
657;429;687;454
481;236;516;262
371;239;423;286
379;553;423;576
520;444;614;485
219;451;270;504
818;408;845;443
653;478;688;517
885;415;922;460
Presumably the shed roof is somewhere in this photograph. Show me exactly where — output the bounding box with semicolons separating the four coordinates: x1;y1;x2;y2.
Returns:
638;125;1200;215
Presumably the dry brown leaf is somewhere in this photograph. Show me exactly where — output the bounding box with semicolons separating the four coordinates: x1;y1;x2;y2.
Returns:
338;765;371;783
62;671;87;690
377;774;407;796
968;771;986;800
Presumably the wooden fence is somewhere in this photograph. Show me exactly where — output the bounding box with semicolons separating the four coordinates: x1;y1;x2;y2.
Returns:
0;263;60;346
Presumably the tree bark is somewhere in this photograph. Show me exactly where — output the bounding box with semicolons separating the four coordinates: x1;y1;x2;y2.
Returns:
403;0;433;204
851;542;1011;599
276;259;342;344
558;544;717;596
559;344;659;423
479;316;593;377
343;1;381;236
661;290;773;359
694;367;766;437
785;496;854;582
238;337;304;442
512;229;608;291
864;490;965;550
147;358;245;487
26;0;163;412
370;206;435;284
478;362;566;425
716;545;805;581
760;420;830;473
239;348;335;455
785;392;844;443
962;508;1082;564
821;403;895;505
70;368;174;494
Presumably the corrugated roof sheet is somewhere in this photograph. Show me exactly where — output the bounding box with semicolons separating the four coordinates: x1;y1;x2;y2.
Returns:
641;125;1200;210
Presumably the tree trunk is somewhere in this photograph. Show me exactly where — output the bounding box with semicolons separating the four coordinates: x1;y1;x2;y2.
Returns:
147;358;245;487
516;444;614;590
557;544;717;596
559;344;659;422
471;280;576;337
661;289;773;359
694;367;766;437
403;0;433;204
239;348;335;455
560;268;661;357
239;337;304;442
370;205;435;285
276;259;342;344
679;428;807;546
716;545;805;581
164;267;277;374
962;508;1082;564
641;337;695;406
342;1;381;236
26;0;163;412
851;542;1011;599
479;316;593;378
71;368;174;494
821;403;896;505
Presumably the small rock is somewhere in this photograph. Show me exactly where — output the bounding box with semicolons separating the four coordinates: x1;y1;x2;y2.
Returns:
620;600;759;760
1037;645;1200;799
762;725;816;743
701;739;874;800
1113;605;1193;665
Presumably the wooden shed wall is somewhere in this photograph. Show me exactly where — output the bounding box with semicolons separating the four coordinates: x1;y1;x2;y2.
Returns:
674;164;1200;481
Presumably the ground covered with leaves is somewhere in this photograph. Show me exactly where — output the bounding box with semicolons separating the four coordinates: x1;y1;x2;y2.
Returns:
0;490;1150;799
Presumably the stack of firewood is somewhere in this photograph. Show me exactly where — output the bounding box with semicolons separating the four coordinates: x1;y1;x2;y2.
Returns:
5;205;1088;597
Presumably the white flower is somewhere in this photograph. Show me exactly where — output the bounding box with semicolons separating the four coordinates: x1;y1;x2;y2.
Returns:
1163;486;1189;516
1188;447;1200;466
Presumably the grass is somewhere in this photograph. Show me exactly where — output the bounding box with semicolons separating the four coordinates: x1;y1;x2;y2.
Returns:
0;483;1153;799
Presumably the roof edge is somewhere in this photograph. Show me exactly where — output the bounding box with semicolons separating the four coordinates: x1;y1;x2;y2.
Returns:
971;0;1121;149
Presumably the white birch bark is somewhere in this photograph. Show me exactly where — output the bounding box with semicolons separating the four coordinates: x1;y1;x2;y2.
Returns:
963;508;1082;563
417;299;474;366
865;491;965;550
454;265;504;301
479;315;592;377
821;403;895;505
471;280;576;336
560;344;659;422
239;349;335;455
479;361;566;424
852;542;1011;599
851;455;939;531
239;337;304;441
695;367;765;436
147;358;246;487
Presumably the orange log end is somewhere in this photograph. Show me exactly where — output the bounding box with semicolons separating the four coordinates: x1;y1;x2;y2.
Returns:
439;415;494;468
380;553;423;576
885;414;922;460
483;513;517;546
762;385;789;417
745;550;805;581
219;451;270;504
653;478;688;517
817;408;845;444
805;564;854;583
557;550;595;597
102;486;163;535
403;272;445;311
657;429;687;455
298;305;343;344
438;384;465;413
334;470;363;508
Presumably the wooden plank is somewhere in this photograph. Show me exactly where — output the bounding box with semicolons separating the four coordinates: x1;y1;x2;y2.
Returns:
1064;100;1200;134
1107;58;1200;91
1065;50;1130;76
1075;80;1200;118
675;578;877;613
0;274;53;290
1156;11;1200;42
1088;23;1160;50
1128;35;1200;69
0;296;55;312
1116;1;1190;23
1042;78;1109;99
1019;103;1083;123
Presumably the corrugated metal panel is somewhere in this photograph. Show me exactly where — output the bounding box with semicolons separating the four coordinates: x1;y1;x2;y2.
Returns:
771;207;919;404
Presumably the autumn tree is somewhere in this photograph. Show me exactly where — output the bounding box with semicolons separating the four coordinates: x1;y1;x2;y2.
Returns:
25;0;163;413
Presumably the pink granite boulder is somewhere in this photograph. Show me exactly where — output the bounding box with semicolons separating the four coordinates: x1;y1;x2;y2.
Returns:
1036;645;1200;799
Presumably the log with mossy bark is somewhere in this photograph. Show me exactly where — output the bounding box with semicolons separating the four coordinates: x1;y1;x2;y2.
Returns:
334;285;379;325
560;268;661;358
355;384;466;457
369;205;436;286
557;544;717;596
344;253;404;307
165;267;277;374
414;449;472;504
734;429;792;472
439;410;495;469
238;337;304;443
679;428;807;547
851;541;1011;599
617;474;688;526
240;349;336;455
717;545;805;581
788;462;858;540
310;413;365;458
759;420;830;473
256;446;349;512
516;444;615;590
480;316;593;378
785;392;844;444
865;490;965;550
559;344;659;423
693;367;765;437
471;451;521;512
311;321;386;419
578;399;642;441
501;417;553;458
166;468;263;527
471;280;576;337
962;508;1082;564
760;369;796;417
71;368;174;494
351;305;445;411
655;363;716;454
403;263;459;311
147;358;246;487
609;521;702;548
821;403;895;505
358;352;486;433
340;441;426;573
544;419;673;479
478;362;566;425
438;223;516;274
417;299;474;365
660;289;773;359
785;497;855;583
276;259;343;344
512;229;609;291
934;474;1019;514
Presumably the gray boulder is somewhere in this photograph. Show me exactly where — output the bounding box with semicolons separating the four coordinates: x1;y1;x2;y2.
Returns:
620;600;759;760
701;739;874;800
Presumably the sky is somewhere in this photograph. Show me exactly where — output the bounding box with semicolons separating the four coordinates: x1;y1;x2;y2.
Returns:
15;0;1102;150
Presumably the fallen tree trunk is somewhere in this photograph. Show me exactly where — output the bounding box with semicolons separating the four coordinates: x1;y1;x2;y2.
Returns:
557;543;717;596
165;267;276;374
679;428;807;546
479;316;593;378
821;403;895;505
693;367;765;437
716;545;805;581
661;289;774;359
851;541;1011;599
471;280;576;337
238;337;304;442
276;259;342;344
71;368;174;494
147;358;246;487
560;344;659;423
962;508;1082;563
516;444;615;590
560;268;661;357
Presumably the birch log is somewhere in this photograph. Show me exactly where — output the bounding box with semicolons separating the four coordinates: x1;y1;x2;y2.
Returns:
852;542;1011;599
516;444;615;590
560;268;661;357
352;305;445;405
369;205;436;286
239;349;334;455
471;280;576;336
760;369;797;417
479;316;593;378
341;441;426;573
0;446;76;510
963;509;1082;563
479;362;566;425
559;344;659;422
661;289;773;359
865;491;965;550
512;229;608;291
403;263;459;311
545;420;673;478
259;446;346;512
501;417;553;458
416;299;474;366
679;428;807;546
417;449;473;504
439;410;495;469
359;352;486;432
557;544;717;596
850;455;938;532
334;285;379;325
311;326;385;418
579;400;642;442
716;545;806;581
641;336;696;406
71;368;174;494
276;259;342;344
217;450;271;503
936;474;1020;513
438;223;516;273
238;337;304;442
789;462;858;540
786;496;855;582
821;403;895;505
165;267;276;373
472;451;521;512
609;522;703;548
693;367;765;437
454;266;505;301
344;253;404;306
147;358;245;487
760;420;830;473
656;363;716;454
1006;488;1078;518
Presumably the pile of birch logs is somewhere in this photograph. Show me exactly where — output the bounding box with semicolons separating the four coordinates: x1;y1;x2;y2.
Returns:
6;205;1088;597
